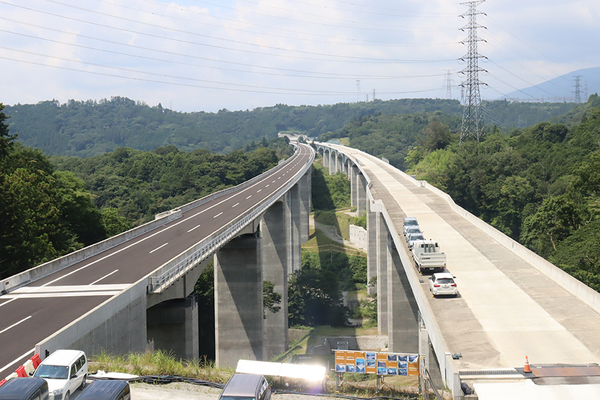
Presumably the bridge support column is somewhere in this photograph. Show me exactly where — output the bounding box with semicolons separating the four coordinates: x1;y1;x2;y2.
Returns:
357;173;367;216
300;171;311;243
376;213;388;334
323;150;329;169
261;201;289;360
388;241;419;353
367;202;377;296
215;234;263;367
146;294;199;360
329;150;337;175
287;184;302;275
350;165;357;208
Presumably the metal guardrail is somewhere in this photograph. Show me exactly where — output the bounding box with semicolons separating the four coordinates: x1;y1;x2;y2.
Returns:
148;147;315;293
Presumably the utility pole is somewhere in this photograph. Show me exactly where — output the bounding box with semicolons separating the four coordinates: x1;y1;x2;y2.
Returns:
356;80;361;103
573;75;582;103
373;89;376;101
459;0;487;143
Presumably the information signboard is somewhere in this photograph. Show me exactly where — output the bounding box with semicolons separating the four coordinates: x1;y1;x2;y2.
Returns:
334;350;419;376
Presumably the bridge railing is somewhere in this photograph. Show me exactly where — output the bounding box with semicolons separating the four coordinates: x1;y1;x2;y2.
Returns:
148;146;315;293
317;143;461;398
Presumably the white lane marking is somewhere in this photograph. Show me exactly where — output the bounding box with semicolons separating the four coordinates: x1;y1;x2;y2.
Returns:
0;348;35;374
257;189;262;193
187;224;201;232
89;270;119;286
0;146;312;300
232;203;239;208
272;180;275;183
246;195;252;199
213;212;223;218
14;285;130;293
149;243;168;254
266;184;270;188
0;316;32;335
1;291;123;299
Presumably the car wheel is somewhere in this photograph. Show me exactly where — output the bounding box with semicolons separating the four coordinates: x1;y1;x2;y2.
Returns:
81;375;87;389
64;392;70;400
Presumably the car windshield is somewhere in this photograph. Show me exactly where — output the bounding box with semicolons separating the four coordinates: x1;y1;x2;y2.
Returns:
407;228;420;233
437;278;454;284
34;365;69;379
221;397;255;400
410;234;424;241
404;220;418;227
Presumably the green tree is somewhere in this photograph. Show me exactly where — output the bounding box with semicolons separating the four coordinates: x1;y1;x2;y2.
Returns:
0;103;16;158
263;280;282;318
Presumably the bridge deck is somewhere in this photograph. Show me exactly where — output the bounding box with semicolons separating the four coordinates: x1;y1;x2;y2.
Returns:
352;149;600;371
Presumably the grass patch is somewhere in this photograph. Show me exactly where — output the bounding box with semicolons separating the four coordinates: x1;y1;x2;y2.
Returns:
313;210;356;242
90;350;232;383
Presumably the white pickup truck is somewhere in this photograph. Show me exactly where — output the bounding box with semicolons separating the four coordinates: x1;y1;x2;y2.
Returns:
412;240;446;273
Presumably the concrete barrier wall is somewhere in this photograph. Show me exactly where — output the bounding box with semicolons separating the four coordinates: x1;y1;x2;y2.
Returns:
0;211;182;294
349;224;367;250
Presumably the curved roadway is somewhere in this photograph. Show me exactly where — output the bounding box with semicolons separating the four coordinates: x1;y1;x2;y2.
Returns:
0;143;314;376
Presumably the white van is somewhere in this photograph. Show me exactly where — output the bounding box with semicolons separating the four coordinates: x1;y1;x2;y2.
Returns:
33;350;88;400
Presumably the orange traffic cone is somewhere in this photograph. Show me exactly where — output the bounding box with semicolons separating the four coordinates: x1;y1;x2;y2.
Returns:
524;356;531;373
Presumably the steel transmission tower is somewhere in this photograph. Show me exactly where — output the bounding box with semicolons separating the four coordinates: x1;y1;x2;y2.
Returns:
444;70;453;99
459;0;487;143
573;75;582;103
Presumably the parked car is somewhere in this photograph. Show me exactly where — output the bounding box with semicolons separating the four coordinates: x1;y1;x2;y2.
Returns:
0;377;49;400
406;233;425;249
403;217;419;234
219;374;271;400
77;380;130;400
428;273;458;297
33;350;87;400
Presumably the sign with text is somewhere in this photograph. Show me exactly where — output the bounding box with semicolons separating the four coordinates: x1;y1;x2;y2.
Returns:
335;350;419;376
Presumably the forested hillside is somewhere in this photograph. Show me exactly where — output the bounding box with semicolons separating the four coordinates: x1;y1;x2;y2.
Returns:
5;97;575;158
0;100;291;279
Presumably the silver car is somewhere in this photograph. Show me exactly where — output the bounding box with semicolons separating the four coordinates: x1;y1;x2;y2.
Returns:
407;233;425;249
429;273;458;297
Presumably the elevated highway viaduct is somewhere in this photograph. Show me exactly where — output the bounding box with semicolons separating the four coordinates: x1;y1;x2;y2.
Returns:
317;142;600;399
0;143;314;375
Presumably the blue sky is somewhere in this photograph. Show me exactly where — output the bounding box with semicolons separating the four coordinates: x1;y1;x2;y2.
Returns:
0;0;598;112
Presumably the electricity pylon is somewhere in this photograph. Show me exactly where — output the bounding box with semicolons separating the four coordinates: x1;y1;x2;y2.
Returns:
459;0;487;143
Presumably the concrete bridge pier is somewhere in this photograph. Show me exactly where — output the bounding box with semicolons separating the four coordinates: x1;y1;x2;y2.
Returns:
350;165;358;207
387;239;419;353
323;150;329;169
261;200;290;360
215;233;263;367
146;295;199;360
299;172;311;243
376;212;389;334
367;202;377;295
357;173;367;216
329;152;337;175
